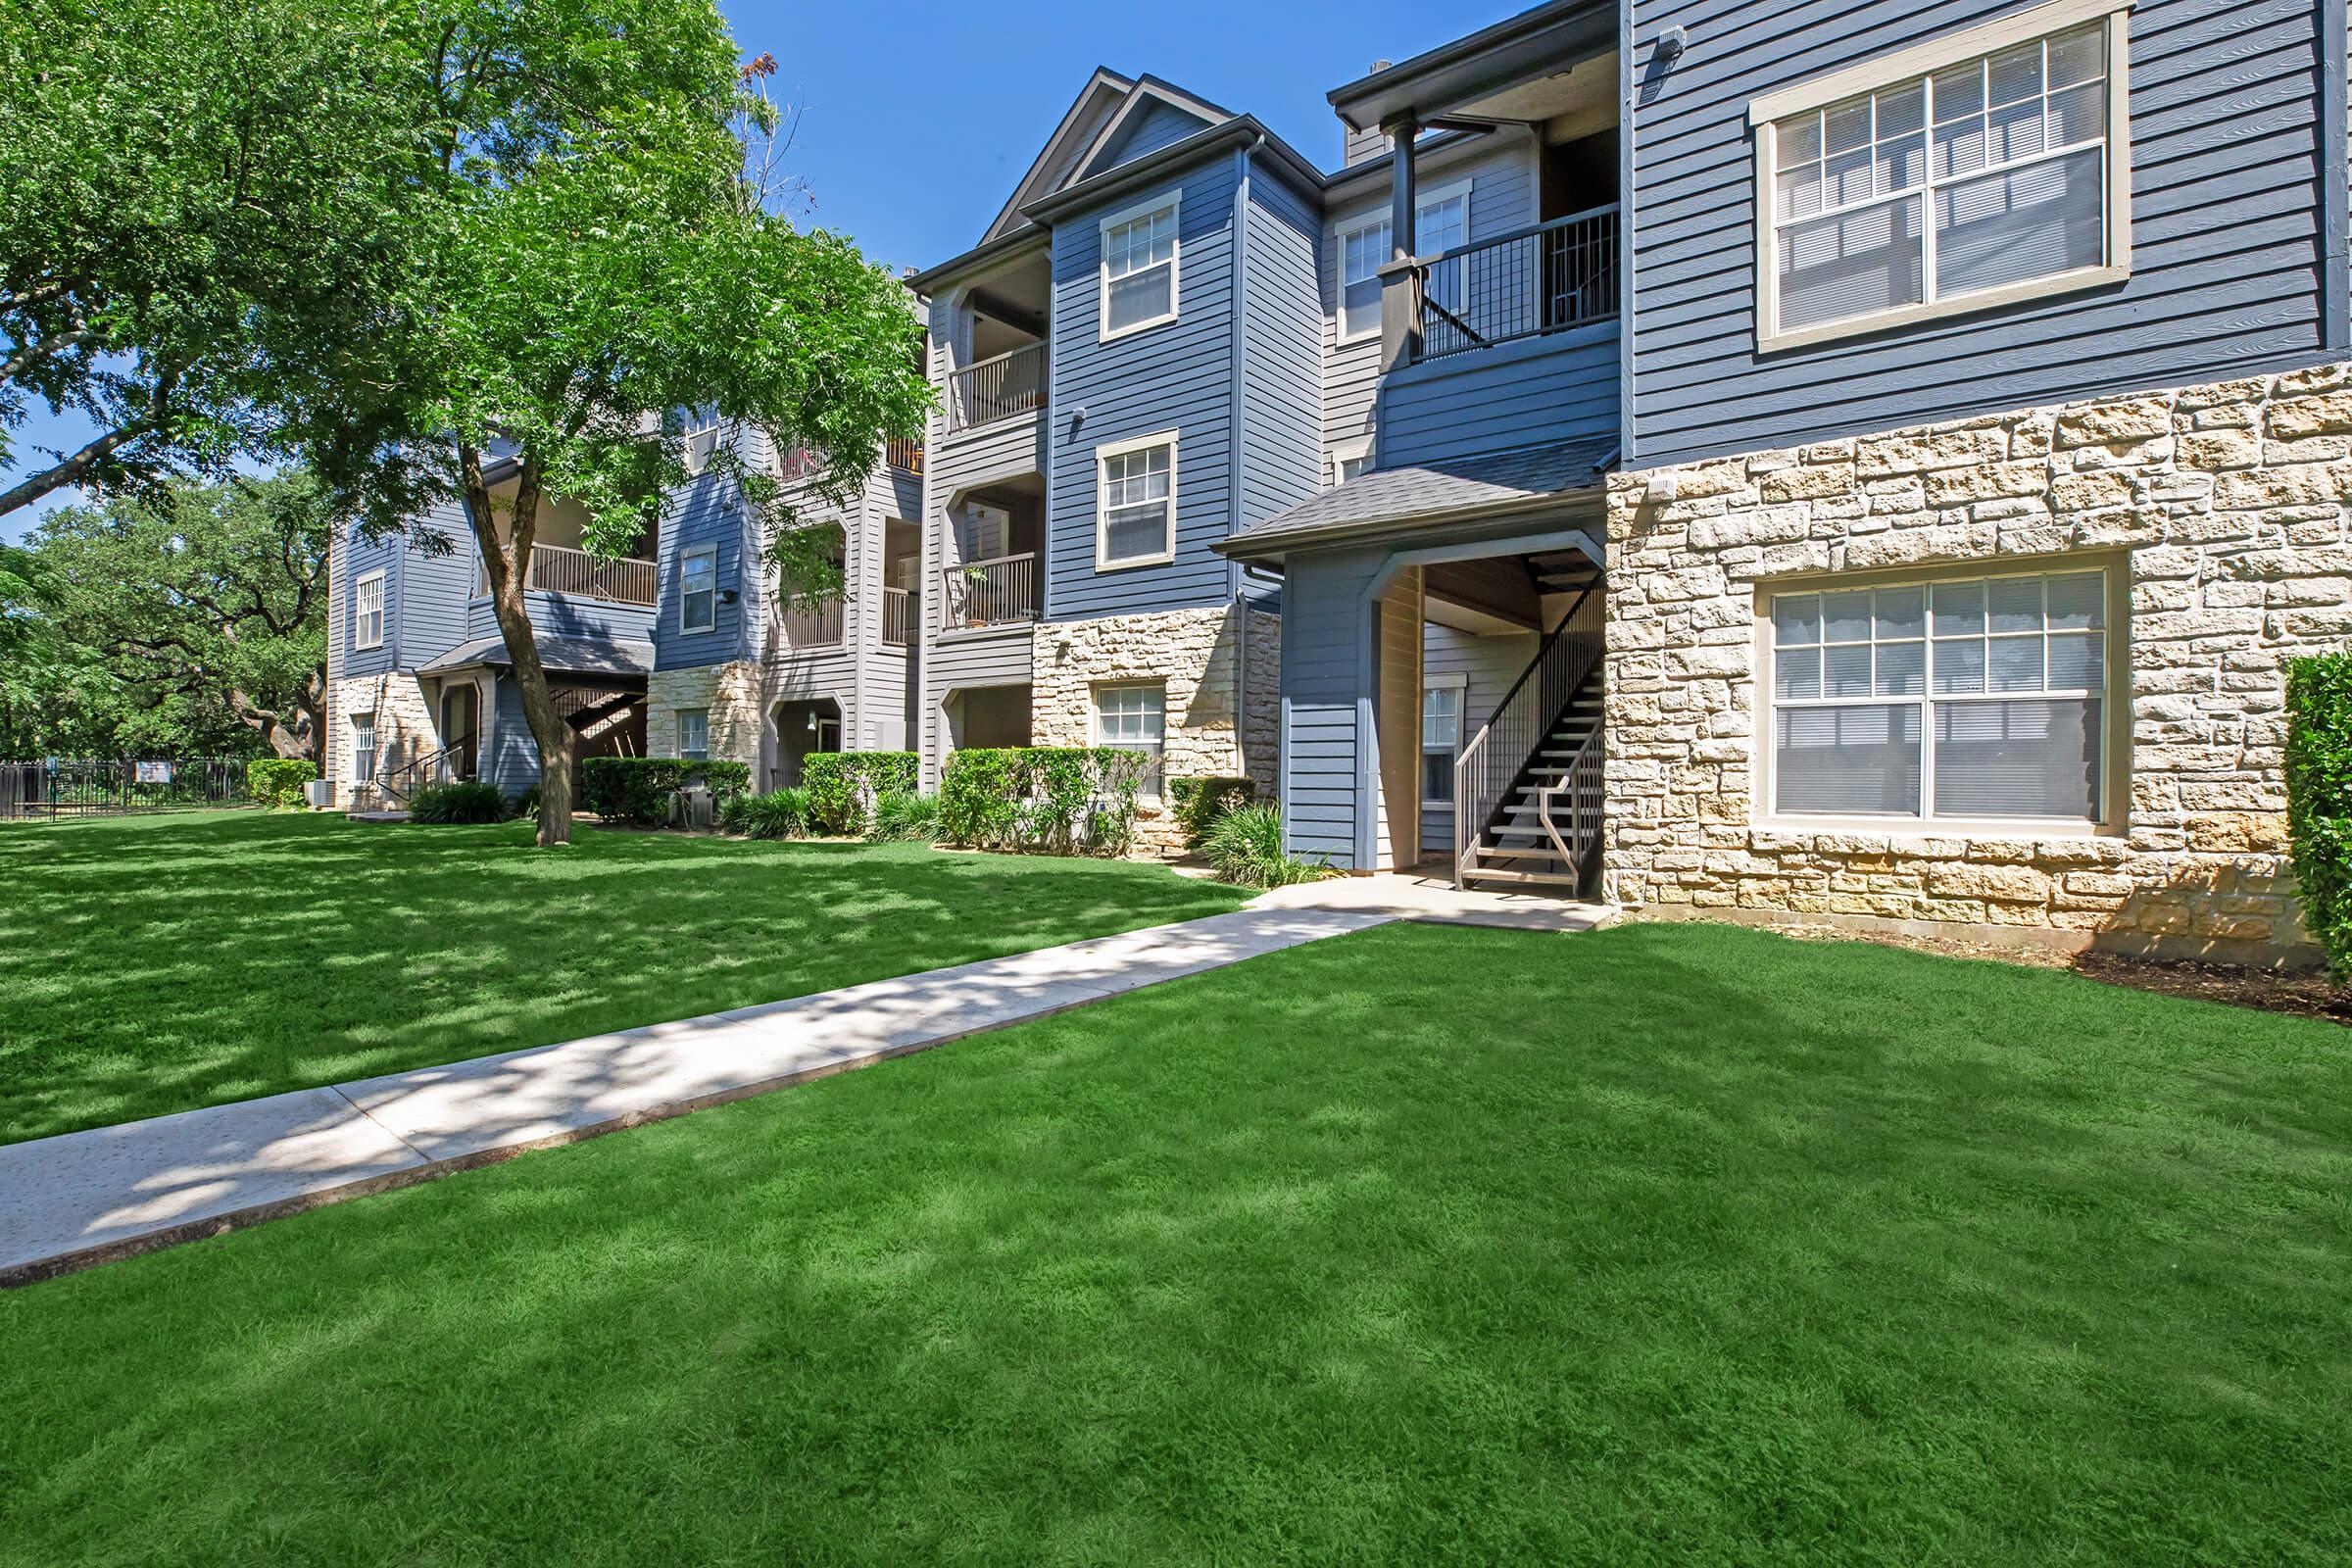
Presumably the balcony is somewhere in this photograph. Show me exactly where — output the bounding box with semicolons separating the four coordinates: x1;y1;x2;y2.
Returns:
1413;204;1620;363
947;341;1046;434
940;552;1039;631
769;594;845;652
475;542;658;607
886;436;925;474
882;586;916;647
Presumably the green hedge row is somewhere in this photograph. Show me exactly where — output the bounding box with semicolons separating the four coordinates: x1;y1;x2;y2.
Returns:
580;757;752;826
249;759;318;808
802;751;918;835
2285;653;2352;972
940;748;1147;857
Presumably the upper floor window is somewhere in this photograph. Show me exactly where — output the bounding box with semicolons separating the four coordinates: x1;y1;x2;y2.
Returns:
1096;432;1177;569
677;405;722;474
1330;438;1373;489
353;570;385;650
679;545;717;634
1750;0;2130;351
1100;195;1179;339
1767;564;2113;825
1335;178;1473;344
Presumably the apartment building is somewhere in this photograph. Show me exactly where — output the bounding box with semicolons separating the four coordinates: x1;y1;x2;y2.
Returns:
327;0;2349;963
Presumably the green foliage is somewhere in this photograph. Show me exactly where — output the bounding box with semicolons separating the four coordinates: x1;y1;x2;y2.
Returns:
580;758;752;827
865;792;941;844
1203;805;1335;889
802;751;919;835
514;785;542;825
2285;653;2352;973
1167;776;1255;849
722;787;812;840
406;780;509;826
939;748;1146;857
247;759;317;809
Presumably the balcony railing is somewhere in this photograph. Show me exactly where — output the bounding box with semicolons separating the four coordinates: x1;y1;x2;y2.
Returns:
475;542;658;606
769;593;844;651
885;437;925;474
1415;203;1620;363
940;552;1038;630
882;586;916;646
947;341;1046;433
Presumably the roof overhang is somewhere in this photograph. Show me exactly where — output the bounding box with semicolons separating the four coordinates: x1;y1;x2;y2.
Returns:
1019;116;1325;226
904;227;1053;299
1328;0;1616;132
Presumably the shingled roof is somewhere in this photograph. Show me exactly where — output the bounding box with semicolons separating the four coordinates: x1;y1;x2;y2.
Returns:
1217;435;1616;560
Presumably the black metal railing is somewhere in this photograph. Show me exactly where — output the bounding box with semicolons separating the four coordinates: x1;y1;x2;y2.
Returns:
0;758;255;819
1417;203;1620;363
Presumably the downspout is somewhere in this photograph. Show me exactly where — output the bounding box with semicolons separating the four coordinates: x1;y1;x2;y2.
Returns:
1230;138;1260;784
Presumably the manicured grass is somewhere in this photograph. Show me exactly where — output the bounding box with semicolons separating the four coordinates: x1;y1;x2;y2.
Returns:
5;921;2348;1565
0;810;1247;1145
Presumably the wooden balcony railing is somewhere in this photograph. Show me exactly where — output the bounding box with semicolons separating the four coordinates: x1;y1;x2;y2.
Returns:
947;341;1046;433
1415;203;1620;363
769;593;844;651
940;552;1038;630
882;586;915;646
885;437;925;474
475;542;658;606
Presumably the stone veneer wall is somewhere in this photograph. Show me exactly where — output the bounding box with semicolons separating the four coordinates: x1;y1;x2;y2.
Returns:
646;662;763;767
1602;363;2352;966
1030;605;1282;852
327;673;436;809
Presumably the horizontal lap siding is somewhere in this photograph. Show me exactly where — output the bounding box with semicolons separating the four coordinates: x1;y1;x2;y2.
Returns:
486;674;536;793
1048;157;1240;618
466;591;654;647
1281;544;1386;866
654;469;754;669
340;499;470;676
1084;100;1214;177
1379;325;1623;467
1628;0;2335;466
1241;168;1326;536
1420;623;1541;854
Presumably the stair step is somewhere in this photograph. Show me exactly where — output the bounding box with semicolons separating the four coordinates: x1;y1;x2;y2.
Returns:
1462;867;1587;889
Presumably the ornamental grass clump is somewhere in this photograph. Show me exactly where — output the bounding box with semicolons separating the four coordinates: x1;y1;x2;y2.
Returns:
1202;804;1332;889
865;791;942;843
721;788;812;840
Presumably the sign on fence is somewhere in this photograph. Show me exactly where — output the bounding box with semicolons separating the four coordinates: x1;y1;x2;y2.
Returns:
135;760;173;785
0;759;254;820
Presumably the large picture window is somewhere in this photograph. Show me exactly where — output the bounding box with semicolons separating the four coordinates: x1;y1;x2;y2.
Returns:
1100;196;1179;338
1096;433;1177;568
1769;566;2110;823
1751;0;2129;349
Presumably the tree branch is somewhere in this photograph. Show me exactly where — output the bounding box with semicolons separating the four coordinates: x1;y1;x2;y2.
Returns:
0;368;179;518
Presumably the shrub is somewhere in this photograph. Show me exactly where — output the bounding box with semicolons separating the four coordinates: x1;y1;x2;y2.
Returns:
865;791;941;843
723;787;812;840
514;784;541;824
2286;653;2352;973
407;780;508;825
579;758;752;826
939;747;1145;856
248;759;318;808
1167;776;1254;848
1202;804;1334;889
802;751;919;835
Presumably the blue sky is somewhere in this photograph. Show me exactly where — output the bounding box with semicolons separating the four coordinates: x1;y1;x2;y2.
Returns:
3;0;1464;541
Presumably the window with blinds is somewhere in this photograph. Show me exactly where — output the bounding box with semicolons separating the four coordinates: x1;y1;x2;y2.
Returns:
1769;567;2108;823
1101;198;1179;338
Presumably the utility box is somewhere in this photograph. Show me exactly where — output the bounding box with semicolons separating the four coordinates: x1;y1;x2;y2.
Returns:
304;779;335;810
670;783;716;832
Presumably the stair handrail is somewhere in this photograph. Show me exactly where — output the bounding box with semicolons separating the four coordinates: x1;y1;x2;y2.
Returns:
1452;576;1606;889
1531;721;1606;886
380;742;463;801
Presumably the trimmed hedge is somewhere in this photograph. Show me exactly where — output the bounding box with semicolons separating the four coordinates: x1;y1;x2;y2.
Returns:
249;759;318;809
1167;775;1253;848
940;748;1146;857
2285;652;2352;972
802;751;918;835
580;757;752;827
407;780;508;825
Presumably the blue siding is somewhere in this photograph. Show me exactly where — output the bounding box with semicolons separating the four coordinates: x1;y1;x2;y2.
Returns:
1239;167;1326;543
1278;543;1386;868
486;674;537;794
1380;323;1622;466
1046;155;1241;619
340;500;471;675
1082;99;1214;178
464;589;655;647
1627;0;2342;466
653;470;756;667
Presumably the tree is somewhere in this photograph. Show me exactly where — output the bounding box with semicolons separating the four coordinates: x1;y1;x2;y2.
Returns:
0;0;431;517
318;6;930;845
21;477;333;760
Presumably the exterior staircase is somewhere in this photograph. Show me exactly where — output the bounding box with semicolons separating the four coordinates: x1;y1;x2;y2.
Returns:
1452;566;1607;896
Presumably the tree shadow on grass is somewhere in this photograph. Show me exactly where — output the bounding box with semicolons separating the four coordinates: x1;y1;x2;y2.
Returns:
5;920;2349;1564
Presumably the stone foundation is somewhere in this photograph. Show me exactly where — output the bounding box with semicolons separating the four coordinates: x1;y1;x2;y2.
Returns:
1604;364;2352;967
1030;605;1282;852
327;673;436;810
647;662;763;767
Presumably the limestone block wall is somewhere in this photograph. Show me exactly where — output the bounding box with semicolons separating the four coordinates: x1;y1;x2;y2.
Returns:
1030;604;1281;852
327;673;435;809
647;662;763;767
1603;364;2352;965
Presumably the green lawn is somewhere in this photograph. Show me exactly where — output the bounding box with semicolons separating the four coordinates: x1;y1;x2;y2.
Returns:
5;921;2348;1565
0;810;1247;1145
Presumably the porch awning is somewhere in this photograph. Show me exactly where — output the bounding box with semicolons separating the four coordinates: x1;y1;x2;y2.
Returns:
1216;435;1615;563
416;633;654;680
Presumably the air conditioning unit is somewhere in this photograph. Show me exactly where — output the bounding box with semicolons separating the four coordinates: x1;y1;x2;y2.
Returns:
304;779;335;809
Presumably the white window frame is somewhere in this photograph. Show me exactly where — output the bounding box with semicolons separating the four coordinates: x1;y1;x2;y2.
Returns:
351;712;377;785
1098;193;1181;341
353;569;385;651
677;708;710;760
1757;559;2126;834
1094;430;1179;571
1747;0;2132;353
1329;437;1374;489
1421;672;1467;807
1333;177;1474;346
1091;681;1167;799
679;405;723;475
678;545;717;635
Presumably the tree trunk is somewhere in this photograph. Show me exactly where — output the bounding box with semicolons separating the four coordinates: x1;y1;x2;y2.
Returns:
460;441;574;846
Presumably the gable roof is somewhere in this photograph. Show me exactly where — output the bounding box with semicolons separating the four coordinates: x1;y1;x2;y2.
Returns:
1072;74;1237;180
981;69;1136;244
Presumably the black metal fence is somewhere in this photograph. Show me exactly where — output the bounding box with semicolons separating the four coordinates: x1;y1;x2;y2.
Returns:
0;759;255;820
1417;203;1621;363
